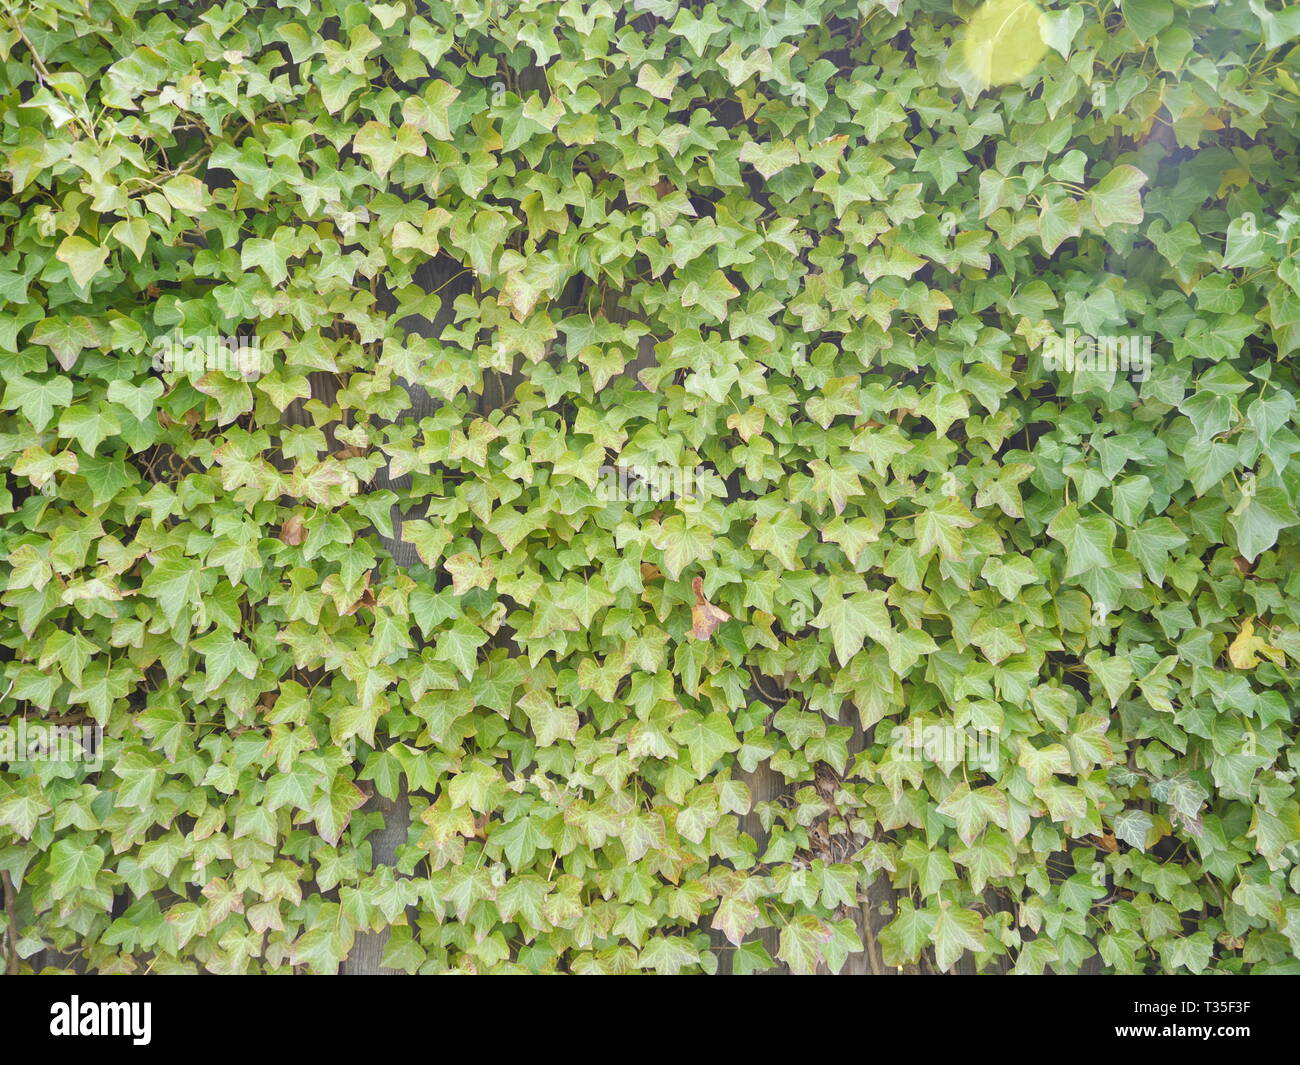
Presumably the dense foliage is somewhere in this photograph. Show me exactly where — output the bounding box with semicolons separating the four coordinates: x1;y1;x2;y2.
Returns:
2;0;1300;975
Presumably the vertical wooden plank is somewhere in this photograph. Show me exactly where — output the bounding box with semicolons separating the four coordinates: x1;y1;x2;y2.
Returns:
336;254;471;973
719;753;789;974
339;794;412;975
3;870;25;974
837;707;886;975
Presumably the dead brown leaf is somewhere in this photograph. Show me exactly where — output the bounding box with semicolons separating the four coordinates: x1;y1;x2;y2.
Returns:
690;575;730;641
279;514;307;546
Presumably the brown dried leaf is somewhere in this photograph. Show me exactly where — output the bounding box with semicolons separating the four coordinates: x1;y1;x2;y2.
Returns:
279;514;307;546
690;576;730;641
341;587;376;616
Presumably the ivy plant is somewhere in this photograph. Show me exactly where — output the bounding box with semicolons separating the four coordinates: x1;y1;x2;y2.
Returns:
2;0;1300;975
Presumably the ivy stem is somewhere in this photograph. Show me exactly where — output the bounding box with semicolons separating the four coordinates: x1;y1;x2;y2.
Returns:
7;14;100;147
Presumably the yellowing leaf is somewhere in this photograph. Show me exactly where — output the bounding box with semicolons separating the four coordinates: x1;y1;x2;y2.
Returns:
55;235;108;289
